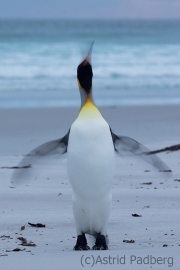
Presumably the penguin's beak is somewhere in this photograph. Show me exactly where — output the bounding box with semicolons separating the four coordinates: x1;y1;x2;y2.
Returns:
77;42;94;93
79;41;94;67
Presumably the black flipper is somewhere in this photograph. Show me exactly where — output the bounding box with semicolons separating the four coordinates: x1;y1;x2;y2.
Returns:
11;130;70;185
110;128;171;172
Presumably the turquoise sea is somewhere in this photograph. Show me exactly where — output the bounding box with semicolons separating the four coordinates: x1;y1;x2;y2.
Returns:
0;20;180;108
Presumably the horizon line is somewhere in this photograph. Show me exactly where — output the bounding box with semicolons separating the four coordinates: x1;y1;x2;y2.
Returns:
0;17;180;21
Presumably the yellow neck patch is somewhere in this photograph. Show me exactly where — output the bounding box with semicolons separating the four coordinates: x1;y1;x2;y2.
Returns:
78;95;102;120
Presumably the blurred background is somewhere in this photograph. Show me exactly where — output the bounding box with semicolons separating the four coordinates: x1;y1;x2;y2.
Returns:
0;0;180;108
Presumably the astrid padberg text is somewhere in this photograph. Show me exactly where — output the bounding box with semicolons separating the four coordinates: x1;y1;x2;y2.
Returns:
80;254;173;268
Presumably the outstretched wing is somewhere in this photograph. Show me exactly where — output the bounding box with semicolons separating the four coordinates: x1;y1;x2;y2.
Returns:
110;129;171;172
11;130;70;184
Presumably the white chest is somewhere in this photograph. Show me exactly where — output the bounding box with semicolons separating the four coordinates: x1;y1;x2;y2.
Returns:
67;117;115;198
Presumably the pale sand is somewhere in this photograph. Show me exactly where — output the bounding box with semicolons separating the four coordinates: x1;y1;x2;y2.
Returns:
0;105;180;269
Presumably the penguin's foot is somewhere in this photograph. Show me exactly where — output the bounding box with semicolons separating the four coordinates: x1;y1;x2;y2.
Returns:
74;234;90;251
74;245;90;251
92;234;108;250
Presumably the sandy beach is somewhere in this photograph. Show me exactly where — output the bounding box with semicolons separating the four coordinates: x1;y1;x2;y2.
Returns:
0;104;180;269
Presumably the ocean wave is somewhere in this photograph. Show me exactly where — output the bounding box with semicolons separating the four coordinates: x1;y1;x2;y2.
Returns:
0;20;180;108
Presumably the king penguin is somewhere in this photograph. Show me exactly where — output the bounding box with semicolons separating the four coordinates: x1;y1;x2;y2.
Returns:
11;43;171;250
67;44;115;250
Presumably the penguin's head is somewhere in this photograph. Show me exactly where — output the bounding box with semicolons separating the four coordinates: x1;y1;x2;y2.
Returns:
77;61;93;94
77;42;94;94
